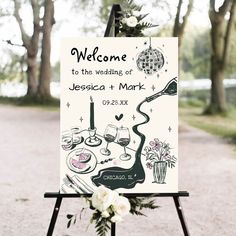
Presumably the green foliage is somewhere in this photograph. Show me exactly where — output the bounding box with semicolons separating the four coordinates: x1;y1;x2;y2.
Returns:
66;195;158;236
0;50;24;81
121;0;142;12
180;106;236;145
117;0;157;37
180;24;236;78
93;212;111;236
179;70;195;81
52;61;60;82
129;197;159;216
100;0;124;23
179;98;206;108
66;214;77;228
0;95;59;108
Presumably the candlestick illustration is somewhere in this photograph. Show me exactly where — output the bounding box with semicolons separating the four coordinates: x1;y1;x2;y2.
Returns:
85;96;102;147
90;96;95;129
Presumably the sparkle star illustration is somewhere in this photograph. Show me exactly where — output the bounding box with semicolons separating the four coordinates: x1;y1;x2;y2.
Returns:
168;126;172;132
80;117;83;123
151;85;156;91
66;102;70;108
132;115;136;120
109;85;114;90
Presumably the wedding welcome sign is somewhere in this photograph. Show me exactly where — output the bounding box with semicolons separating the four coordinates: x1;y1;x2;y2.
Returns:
60;37;178;194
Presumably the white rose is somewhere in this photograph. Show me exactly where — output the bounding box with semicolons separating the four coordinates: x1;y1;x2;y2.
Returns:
112;196;131;217
126;16;138;27
101;210;110;218
91;186;117;212
111;214;123;223
121;17;127;24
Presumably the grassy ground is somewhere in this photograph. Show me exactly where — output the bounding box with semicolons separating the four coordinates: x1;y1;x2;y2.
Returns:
0;96;59;110
179;102;236;146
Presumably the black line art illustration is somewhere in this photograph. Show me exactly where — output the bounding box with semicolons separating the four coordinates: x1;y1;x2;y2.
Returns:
61;174;94;193
100;124;118;156
145;138;177;184
136;37;165;75
91;78;177;190
117;127;131;161
85;96;102;147
66;148;98;174
115;114;124;121
61;128;84;151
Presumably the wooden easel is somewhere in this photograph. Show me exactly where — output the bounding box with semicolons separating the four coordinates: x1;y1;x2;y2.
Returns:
45;4;190;236
44;191;190;236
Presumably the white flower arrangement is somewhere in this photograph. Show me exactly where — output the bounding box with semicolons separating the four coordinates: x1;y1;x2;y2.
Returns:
118;0;157;37
91;186;130;222
67;186;158;236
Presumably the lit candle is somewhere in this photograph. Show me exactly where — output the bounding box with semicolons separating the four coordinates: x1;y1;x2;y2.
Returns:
90;96;95;129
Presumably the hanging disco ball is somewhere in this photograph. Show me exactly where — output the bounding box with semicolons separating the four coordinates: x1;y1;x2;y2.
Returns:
136;46;165;75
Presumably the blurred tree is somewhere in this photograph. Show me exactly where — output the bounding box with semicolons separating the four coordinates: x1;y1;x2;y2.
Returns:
12;0;55;101
38;0;55;100
13;0;41;96
191;29;211;78
173;0;194;47
181;27;211;78
0;51;24;81
179;25;236;79
207;0;236;114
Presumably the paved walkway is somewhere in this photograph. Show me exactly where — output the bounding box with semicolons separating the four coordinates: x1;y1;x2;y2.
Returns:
0;105;235;236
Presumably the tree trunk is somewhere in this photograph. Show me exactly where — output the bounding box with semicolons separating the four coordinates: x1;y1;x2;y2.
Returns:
209;56;226;113
26;53;38;95
13;0;40;97
173;0;193;48
207;0;236;114
38;0;55;100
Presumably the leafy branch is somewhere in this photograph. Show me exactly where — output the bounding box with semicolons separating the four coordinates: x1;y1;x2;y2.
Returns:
129;197;159;216
117;0;158;37
66;214;77;228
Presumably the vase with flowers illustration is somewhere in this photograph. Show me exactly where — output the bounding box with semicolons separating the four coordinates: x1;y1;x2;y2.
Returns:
145;138;177;184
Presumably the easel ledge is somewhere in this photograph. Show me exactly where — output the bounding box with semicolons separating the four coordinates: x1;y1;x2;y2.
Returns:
44;191;190;236
44;191;189;198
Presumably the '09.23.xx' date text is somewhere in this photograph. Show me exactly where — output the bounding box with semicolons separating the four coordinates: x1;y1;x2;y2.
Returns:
102;100;128;105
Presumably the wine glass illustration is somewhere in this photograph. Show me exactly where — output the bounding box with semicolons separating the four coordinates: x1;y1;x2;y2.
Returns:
117;127;131;161
100;124;117;156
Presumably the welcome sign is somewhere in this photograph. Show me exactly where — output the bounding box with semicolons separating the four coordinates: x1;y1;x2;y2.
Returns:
60;37;178;193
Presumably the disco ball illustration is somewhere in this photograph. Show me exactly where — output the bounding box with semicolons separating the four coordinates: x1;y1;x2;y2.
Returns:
136;46;165;75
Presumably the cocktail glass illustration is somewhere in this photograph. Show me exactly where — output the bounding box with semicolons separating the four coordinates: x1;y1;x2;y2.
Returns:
117;127;131;161
61;131;73;151
71;127;84;145
100;124;117;156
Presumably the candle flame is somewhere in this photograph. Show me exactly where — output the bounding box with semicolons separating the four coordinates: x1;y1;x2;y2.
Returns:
90;96;93;102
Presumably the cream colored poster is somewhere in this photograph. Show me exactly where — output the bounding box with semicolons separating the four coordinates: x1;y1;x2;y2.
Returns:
60;37;178;193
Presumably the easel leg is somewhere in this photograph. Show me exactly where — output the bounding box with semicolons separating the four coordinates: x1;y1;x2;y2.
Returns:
173;196;190;236
111;222;116;236
47;196;63;236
